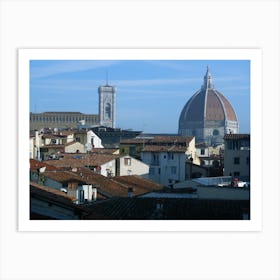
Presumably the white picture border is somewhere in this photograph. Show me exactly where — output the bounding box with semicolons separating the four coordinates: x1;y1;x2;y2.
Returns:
18;48;262;232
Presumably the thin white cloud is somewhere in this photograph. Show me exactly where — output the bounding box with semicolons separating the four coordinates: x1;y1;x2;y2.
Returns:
145;61;195;72
30;60;120;79
116;77;201;87
30;77;201;92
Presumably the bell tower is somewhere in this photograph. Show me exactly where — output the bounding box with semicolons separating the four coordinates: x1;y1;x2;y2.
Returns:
98;79;116;128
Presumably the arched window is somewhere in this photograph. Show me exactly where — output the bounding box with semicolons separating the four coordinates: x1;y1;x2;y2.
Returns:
105;103;111;119
213;129;219;136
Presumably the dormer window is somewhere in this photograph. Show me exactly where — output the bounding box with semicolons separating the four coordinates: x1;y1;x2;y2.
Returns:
124;157;131;166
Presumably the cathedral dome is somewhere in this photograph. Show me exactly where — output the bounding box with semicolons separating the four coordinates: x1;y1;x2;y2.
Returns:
178;67;239;145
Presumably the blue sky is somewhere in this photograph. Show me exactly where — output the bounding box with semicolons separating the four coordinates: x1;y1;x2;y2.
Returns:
30;60;250;133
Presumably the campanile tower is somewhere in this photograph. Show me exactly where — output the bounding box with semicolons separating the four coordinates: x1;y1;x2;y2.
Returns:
98;81;116;128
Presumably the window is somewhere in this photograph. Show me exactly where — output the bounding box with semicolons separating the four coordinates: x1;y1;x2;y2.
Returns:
213;129;219;136
152;153;159;165
79;189;85;203
234;157;240;164
201;149;205;155
105;103;111;119
129;146;135;156
149;167;155;175
124;157;131;166
171;166;177;175
168;152;174;160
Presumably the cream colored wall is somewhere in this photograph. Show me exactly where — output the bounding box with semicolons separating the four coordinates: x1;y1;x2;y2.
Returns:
29;137;35;159
100;160;116;177
87;131;104;148
44;137;64;145
119;156;149;177
186;137;200;165
65;142;86;153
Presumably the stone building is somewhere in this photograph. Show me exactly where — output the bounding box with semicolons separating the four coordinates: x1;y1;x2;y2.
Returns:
98;83;116;128
140;136;197;187
30;111;99;130
223;133;250;179
30;82;116;131
178;67;239;145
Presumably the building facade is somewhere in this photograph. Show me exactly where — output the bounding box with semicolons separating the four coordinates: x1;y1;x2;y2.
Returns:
178;67;239;145
30;112;99;130
116;155;149;177
30;82;116;131
98;84;116;128
140;137;197;187
223;134;250;179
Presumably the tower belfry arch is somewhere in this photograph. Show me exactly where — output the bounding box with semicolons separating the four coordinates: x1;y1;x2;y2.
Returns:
98;76;116;128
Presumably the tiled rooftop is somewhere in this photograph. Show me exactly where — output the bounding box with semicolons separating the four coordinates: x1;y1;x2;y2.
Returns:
67;168;163;198
224;134;250;140
41;144;65;149
30;159;59;172
42;170;87;184
121;136;194;146
142;145;188;153
83;197;250;220
151;136;193;144
43;153;118;168
195;142;208;148
91;148;119;154
179;87;238;123
42;134;67;139
112;176;163;194
120;138;152;145
30;181;77;204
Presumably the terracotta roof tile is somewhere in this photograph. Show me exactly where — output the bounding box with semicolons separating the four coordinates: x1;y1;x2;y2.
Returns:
150;136;193;144
91;148;119;154
120;138;151;145
42;171;87;184
42;134;67;139
142;145;188;153
30;181;77;203
68;168;163;197
195;142;208;148
30;159;59;172
83;197;249;220
224;134;250;140
42;144;65;149
112;176;163;194
120;136;193;146
43;153;118;168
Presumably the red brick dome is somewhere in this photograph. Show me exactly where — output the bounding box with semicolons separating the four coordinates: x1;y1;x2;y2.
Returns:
178;67;239;145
